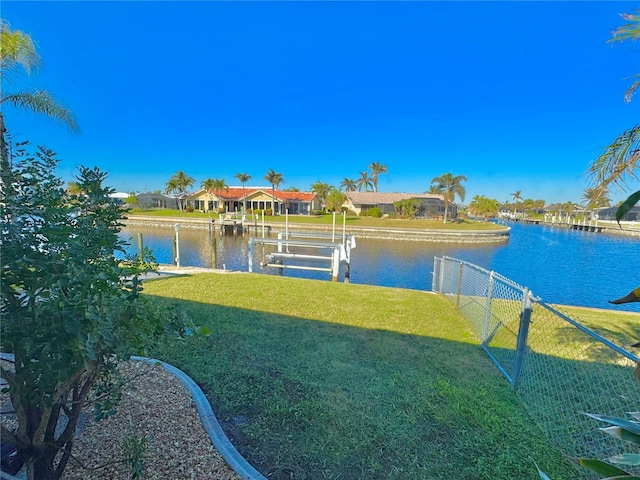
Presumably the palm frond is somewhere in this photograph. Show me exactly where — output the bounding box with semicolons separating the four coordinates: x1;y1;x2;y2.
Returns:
587;124;640;192
2;89;79;132
623;74;640;103
609;11;640;44
609;11;640;102
0;21;41;77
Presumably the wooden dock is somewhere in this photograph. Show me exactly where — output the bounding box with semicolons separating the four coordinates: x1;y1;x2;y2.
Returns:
570;223;604;233
509;218;604;233
215;215;271;236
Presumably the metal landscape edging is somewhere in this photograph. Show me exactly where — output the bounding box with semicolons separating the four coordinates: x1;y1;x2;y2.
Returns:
130;356;266;480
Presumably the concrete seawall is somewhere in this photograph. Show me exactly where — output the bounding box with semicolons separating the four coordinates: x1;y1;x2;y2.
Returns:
123;215;511;244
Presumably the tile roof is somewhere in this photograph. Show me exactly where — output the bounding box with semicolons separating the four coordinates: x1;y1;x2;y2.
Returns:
193;187;315;202
345;192;443;204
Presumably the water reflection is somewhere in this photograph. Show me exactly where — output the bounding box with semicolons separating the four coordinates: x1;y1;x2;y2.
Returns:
118;222;640;312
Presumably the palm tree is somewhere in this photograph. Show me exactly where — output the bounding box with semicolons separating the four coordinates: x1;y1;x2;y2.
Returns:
264;168;284;215
510;190;523;218
165;170;194;211
211;178;228;212
426;184;441;195
368;161;388;192
356;171;373;192
325;187;347;212
235;172;252;212
0;20;78;165
468;195;500;220
581;187;610;209
339;178;357;192
431;172;467;223
559;201;575;221
588;11;640;220
588;10;640;309
581;187;611;221
201;178;216;212
310;181;330;210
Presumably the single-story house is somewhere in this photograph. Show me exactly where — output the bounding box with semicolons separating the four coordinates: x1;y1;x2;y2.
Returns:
186;187;318;215
594;205;640;221
343;192;452;218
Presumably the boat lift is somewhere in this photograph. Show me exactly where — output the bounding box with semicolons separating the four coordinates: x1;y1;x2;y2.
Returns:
248;212;356;282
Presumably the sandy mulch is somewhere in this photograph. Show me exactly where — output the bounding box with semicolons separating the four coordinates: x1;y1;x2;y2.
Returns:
1;359;242;480
62;360;242;480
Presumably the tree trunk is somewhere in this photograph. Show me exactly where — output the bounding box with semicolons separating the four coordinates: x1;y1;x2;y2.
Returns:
1;112;9;174
27;449;61;480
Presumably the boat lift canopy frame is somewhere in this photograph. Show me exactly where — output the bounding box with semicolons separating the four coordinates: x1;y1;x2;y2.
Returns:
248;235;353;282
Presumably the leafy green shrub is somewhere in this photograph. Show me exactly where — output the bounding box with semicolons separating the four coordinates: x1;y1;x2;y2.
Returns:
185;205;194;212
125;194;138;207
368;207;382;218
0;144;203;480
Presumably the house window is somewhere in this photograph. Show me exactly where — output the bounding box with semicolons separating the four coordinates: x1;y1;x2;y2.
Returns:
360;204;375;214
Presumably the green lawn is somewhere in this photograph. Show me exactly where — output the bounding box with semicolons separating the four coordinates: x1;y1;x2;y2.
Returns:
443;293;639;356
127;208;506;231
142;273;577;480
550;304;640;350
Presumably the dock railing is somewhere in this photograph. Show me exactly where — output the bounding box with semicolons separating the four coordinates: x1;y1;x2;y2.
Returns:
432;256;639;476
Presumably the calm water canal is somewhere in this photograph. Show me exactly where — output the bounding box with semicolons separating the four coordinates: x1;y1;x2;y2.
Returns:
118;222;640;313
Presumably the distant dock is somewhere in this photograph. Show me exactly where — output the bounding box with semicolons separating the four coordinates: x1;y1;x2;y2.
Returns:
509;218;627;235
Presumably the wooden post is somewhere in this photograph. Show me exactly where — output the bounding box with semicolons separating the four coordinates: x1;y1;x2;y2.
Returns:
211;234;217;269
137;232;144;262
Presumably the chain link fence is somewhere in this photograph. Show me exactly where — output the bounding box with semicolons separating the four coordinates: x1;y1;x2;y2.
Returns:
432;256;639;478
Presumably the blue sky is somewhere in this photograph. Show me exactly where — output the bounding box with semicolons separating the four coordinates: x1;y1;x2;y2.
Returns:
3;1;639;205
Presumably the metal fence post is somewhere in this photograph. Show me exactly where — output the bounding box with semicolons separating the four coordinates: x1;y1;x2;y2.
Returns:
482;271;495;344
432;257;440;291
455;261;463;307
512;288;533;390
